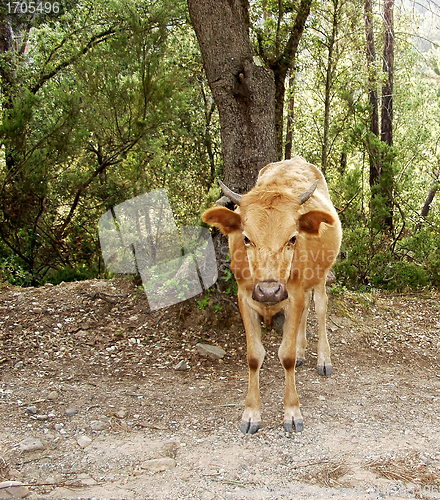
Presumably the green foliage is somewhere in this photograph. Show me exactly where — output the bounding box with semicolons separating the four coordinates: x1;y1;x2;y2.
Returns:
46;264;100;285
0;255;34;287
223;267;238;296
197;295;210;309
1;0;440;296
0;0;220;286
212;303;223;314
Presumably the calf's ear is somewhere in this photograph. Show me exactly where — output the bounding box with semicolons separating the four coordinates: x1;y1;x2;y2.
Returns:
299;210;335;235
202;207;242;235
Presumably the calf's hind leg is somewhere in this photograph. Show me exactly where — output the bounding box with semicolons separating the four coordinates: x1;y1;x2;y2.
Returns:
314;280;332;376
295;289;311;367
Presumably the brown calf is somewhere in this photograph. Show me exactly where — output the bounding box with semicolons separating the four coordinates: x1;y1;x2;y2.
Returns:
202;157;342;434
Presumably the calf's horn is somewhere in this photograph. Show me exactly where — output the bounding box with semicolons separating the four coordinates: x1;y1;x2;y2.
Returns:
218;179;243;206
299;179;319;205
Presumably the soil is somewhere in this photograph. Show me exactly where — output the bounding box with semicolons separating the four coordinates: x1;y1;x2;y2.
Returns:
0;277;440;500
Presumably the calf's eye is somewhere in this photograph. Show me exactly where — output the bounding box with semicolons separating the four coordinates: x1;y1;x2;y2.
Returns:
289;236;297;245
243;236;251;245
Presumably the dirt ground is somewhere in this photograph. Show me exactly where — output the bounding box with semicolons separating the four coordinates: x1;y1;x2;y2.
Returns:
0;277;440;500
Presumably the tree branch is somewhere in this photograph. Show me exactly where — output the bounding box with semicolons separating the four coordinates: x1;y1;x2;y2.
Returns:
272;0;312;78
30;27;117;95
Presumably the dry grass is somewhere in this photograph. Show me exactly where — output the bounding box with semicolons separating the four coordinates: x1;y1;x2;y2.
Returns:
0;457;10;481
289;459;351;488
366;453;440;488
314;460;351;488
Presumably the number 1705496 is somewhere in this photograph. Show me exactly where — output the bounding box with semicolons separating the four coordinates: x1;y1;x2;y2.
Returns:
7;2;60;14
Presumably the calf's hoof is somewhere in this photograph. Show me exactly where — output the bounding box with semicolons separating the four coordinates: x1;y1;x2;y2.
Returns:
295;357;305;367
284;417;303;433
317;363;332;376
241;419;261;434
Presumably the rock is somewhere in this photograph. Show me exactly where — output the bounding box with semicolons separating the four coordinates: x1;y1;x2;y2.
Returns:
161;439;180;458
26;406;37;415
32;307;43;314
0;481;30;498
196;343;226;360
47;390;59;401
18;437;44;452
115;408;127;419
173;360;190;371
7;470;21;479
201;492;216;500
13;361;23;370
326;270;336;285
76;473;97;486
90;420;108;431
76;435;92;448
35;415;48;421
141;457;176;472
74;330;87;339
65;408;78;417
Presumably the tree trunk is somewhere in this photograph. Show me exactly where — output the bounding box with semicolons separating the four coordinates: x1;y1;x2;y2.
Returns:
364;0;380;187
321;0;339;177
415;169;440;232
381;0;394;149
284;71;295;160
187;0;277;193
380;0;394;231
364;0;394;233
272;0;312;160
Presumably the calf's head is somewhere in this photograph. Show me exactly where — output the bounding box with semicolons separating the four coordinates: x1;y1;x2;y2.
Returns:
202;180;334;305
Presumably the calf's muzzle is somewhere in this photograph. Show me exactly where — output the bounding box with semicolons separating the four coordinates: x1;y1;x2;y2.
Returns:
252;281;288;304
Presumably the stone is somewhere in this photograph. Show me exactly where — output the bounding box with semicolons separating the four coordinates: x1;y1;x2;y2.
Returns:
141;457;176;472
173;360;190;371
76;473;97;486
196;343;226;360
161;439;180;458
26;406;37;415
76;435;92;448
201;492;216;500
115;408;127;419
90;420;108;431
0;481;30;498
18;437;44;452
65;408;78;417
47;390;59;401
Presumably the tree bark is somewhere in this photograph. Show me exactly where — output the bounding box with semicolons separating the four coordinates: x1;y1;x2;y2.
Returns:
381;0;394;149
364;0;394;233
364;0;380;186
321;0;340;177
187;0;277;193
381;0;394;231
271;0;312;160
415;169;440;232
284;71;295;160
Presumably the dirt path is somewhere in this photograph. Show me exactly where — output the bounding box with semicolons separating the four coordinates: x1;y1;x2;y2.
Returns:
1;278;439;499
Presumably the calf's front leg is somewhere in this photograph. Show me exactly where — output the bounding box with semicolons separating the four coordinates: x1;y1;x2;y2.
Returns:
278;292;305;433
239;295;265;434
